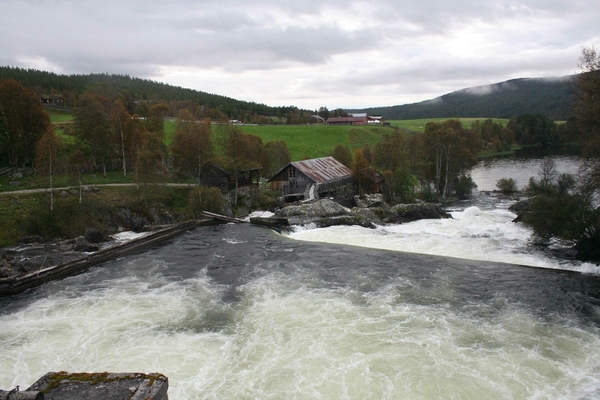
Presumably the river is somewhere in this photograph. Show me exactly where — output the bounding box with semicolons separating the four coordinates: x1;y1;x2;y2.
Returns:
1;155;600;399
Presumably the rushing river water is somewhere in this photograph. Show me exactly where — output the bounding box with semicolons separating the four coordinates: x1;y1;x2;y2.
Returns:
2;154;600;399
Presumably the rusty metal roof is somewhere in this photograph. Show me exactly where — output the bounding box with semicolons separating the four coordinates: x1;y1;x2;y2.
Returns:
291;156;352;183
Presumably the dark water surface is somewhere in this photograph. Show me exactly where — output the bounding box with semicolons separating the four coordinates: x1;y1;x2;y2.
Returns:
2;224;600;398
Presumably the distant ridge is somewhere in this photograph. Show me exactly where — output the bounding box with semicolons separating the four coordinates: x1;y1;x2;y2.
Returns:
352;76;576;120
0;66;301;117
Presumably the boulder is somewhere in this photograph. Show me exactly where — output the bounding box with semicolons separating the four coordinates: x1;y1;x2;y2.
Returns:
12;172;24;179
9;180;20;186
18;235;44;244
84;227;104;243
131;217;148;232
509;197;533;222
73;236;99;252
0;260;15;278
354;194;385;208
275;199;351;219
379;203;451;224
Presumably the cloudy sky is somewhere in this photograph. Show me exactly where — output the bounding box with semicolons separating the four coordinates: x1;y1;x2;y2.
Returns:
1;0;598;110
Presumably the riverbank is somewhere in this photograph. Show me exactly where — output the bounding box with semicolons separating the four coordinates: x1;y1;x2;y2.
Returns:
0;220;214;296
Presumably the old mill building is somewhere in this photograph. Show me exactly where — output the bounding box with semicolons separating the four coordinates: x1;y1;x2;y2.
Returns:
268;156;353;200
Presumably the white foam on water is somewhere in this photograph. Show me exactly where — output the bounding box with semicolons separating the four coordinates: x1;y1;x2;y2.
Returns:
111;231;151;243
244;210;275;221
289;206;600;274
3;269;599;399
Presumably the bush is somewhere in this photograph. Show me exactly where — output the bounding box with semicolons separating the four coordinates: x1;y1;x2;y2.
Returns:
22;197;112;240
453;175;477;199
189;186;225;215
496;178;518;194
521;172;600;261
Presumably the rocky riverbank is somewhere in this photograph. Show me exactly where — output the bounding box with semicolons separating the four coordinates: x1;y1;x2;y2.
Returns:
252;194;452;229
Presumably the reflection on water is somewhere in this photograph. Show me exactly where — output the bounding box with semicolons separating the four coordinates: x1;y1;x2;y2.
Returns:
470;146;581;191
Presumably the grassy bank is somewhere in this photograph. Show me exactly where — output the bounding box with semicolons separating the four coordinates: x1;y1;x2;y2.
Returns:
0;185;197;247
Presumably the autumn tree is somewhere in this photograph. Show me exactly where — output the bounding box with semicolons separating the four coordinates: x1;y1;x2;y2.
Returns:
575;46;600;194
351;149;371;194
0;79;51;169
424;120;477;199
0;102;8;166
145;102;170;136
111;99;131;176
373;130;408;173
73;92;113;177
69;148;87;203
217;124;256;204
35;128;63;211
262;140;291;177
170;109;214;183
331;144;352;167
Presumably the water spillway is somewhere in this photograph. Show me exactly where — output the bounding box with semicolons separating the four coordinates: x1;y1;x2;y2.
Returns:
1;221;600;399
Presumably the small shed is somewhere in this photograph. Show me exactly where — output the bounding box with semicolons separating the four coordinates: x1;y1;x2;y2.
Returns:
268;156;353;199
201;163;261;192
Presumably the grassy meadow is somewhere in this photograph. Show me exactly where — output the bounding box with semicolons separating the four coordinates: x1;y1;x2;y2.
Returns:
48;111;512;162
388;118;510;133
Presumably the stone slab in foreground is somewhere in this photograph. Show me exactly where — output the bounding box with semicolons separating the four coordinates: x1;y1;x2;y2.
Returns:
22;372;168;400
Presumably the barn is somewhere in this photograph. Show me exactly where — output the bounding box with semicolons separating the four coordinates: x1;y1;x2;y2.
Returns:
201;163;261;192
268;156;353;200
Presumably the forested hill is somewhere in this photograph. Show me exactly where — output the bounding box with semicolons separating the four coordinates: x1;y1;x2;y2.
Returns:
353;76;576;120
0;66;293;117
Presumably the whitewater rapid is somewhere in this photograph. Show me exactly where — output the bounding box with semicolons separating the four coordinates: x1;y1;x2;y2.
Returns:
288;203;600;275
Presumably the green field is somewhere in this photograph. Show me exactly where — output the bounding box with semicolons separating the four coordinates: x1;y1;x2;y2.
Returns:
238;125;391;160
388;118;510;133
47;109;74;123
68;117;513;162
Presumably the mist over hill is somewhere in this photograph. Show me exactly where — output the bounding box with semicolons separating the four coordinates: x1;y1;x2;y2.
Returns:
352;76;575;120
0;66;575;121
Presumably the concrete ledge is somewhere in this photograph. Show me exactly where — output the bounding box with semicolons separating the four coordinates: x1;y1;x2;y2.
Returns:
25;372;168;400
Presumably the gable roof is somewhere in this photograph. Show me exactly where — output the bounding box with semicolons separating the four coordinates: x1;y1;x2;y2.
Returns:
269;156;352;183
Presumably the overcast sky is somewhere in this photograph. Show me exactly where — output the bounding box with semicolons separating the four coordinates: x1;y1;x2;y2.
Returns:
1;0;598;110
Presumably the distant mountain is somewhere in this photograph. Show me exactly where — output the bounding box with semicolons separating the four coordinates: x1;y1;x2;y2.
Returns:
353;76;576;120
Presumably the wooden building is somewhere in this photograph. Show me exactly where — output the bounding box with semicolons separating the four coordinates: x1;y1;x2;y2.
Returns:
201;163;261;192
268;156;353;200
325;113;384;125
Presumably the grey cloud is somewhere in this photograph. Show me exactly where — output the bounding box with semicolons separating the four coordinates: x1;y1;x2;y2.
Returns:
1;0;598;109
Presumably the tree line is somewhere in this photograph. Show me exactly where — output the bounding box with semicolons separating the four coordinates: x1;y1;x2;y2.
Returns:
0;66;316;124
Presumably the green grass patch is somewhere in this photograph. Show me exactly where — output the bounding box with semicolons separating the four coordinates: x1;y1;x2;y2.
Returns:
47;109;74;123
238;125;390;160
389;118;510;133
55;127;77;145
164;119;176;148
0;195;43;247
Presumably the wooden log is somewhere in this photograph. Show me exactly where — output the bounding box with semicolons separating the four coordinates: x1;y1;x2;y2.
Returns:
200;211;247;224
249;217;290;227
0;220;200;296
